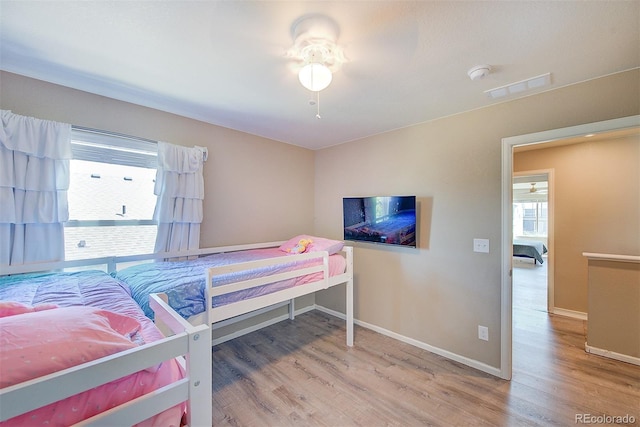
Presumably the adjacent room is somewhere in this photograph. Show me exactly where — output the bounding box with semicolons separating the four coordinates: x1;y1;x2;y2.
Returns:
1;1;639;425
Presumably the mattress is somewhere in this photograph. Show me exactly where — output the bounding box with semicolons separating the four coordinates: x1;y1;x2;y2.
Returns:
115;247;347;320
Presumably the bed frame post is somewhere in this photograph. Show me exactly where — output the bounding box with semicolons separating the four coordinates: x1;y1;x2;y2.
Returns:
185;324;212;427
106;256;117;274
345;247;354;347
288;298;295;320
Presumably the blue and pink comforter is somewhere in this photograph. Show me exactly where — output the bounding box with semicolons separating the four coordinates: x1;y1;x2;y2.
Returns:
115;247;346;320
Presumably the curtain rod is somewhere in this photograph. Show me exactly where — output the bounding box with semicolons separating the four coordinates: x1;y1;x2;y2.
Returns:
72;125;158;145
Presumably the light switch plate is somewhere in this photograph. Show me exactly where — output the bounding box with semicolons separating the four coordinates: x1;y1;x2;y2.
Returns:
478;325;489;341
473;238;490;253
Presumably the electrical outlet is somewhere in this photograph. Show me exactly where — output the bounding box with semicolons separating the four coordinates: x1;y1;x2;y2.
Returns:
478;325;489;341
473;238;490;253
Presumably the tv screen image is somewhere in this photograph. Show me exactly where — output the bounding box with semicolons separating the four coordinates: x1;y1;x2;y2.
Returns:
343;196;417;247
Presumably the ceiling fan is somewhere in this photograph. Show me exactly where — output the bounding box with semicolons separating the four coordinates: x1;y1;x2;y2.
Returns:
285;10;418;92
529;183;548;194
285;14;347;118
284;12;415;120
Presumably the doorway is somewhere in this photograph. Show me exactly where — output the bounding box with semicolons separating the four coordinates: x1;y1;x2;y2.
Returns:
498;115;640;380
512;170;553;314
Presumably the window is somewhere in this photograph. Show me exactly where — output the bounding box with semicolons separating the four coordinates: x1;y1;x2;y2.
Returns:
64;128;158;260
513;202;548;237
375;197;391;222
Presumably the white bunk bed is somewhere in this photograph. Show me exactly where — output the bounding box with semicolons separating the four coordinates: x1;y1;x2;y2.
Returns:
0;257;212;427
0;239;354;425
113;240;355;347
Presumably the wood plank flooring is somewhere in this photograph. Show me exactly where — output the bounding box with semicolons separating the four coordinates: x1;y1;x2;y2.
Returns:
211;264;640;426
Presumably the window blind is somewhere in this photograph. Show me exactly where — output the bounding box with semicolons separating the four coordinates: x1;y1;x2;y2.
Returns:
70;127;157;169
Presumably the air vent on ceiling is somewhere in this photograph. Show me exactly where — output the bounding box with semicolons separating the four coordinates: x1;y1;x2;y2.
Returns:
485;73;551;99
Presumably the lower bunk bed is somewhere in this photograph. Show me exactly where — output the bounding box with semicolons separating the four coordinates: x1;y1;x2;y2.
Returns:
0;235;353;425
113;235;355;347
0;261;211;426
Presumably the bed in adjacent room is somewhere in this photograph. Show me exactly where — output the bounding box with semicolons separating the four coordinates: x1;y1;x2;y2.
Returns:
0;265;211;426
114;235;355;346
513;239;548;264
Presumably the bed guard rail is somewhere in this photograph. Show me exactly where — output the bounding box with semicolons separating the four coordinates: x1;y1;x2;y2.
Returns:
0;241;288;276
0;294;211;427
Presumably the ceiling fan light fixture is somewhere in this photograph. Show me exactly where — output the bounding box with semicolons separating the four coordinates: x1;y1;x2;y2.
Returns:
298;62;332;92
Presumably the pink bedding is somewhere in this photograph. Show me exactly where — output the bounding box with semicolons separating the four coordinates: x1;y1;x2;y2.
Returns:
0;272;186;427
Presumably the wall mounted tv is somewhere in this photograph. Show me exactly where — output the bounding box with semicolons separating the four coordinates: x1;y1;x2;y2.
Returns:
343;196;417;248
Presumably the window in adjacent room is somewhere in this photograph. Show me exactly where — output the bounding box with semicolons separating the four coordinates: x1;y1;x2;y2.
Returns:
513;178;548;238
513;201;548;237
64;128;158;260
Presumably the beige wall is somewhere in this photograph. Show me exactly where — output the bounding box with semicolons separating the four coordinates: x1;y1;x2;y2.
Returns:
0;71;316;247
3;68;639;372
515;134;640;313
314;69;640;369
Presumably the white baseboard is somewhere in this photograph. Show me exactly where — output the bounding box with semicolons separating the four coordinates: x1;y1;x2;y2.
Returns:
314;304;346;320
551;307;588;320
213;303;504;378
315;305;502;378
585;342;640;366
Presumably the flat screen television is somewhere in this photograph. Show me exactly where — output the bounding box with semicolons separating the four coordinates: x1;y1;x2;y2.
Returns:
343;196;417;248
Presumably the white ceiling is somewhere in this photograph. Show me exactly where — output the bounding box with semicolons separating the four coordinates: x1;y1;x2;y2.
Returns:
1;1;638;150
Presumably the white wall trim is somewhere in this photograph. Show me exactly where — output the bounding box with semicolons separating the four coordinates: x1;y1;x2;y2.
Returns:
551;307;588;321
585;343;640;366
213;303;504;378
315;305;502;378
500;115;640;381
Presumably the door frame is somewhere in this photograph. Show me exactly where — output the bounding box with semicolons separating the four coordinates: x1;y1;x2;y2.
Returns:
499;115;640;380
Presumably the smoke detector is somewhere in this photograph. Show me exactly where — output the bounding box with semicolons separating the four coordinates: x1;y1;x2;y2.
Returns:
468;65;492;81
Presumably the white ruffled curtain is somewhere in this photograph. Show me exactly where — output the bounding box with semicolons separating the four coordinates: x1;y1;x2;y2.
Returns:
0;110;72;265
153;141;207;253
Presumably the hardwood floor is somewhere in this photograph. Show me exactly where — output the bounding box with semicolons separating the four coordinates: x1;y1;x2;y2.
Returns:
211;264;640;426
